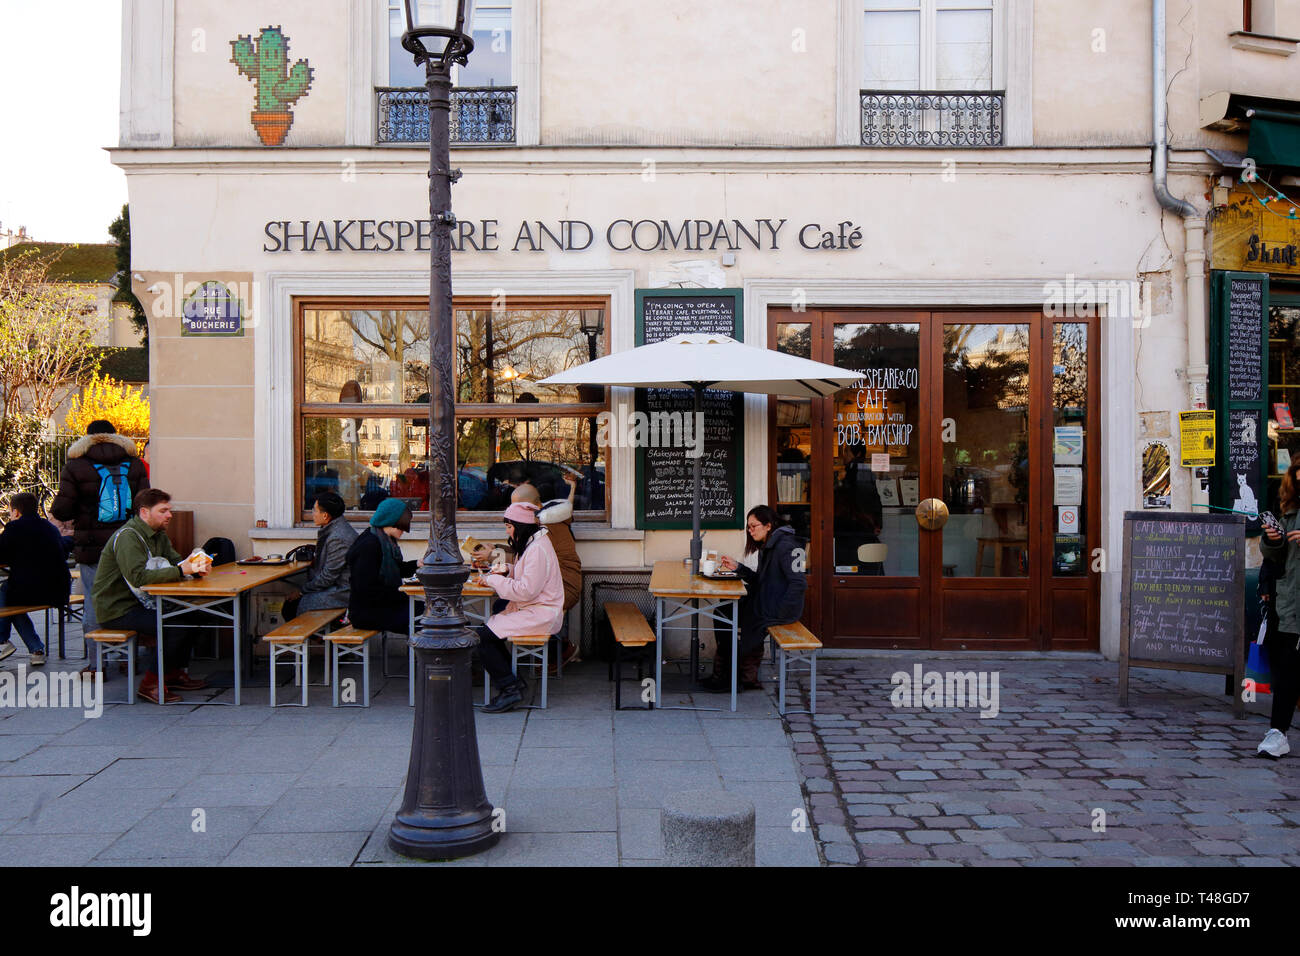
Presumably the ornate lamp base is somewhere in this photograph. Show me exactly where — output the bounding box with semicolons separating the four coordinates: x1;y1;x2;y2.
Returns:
388;640;500;860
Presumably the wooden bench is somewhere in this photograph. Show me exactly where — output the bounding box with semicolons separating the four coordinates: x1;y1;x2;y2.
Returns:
262;609;346;707
324;626;379;707
605;602;656;710
768;622;822;716
504;633;552;709
86;629;137;705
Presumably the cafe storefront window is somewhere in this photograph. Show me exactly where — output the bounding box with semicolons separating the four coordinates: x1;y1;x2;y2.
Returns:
296;298;608;521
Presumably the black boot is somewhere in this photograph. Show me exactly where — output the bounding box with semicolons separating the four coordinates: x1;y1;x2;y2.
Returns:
483;677;527;713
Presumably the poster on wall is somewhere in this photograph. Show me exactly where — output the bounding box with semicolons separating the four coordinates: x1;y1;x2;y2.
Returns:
1178;410;1216;467
1053;466;1083;506
1053;425;1084;465
1142;441;1172;509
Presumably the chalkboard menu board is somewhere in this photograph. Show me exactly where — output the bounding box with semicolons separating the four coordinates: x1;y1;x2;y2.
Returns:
1211;271;1270;531
1226;407;1263;519
634;289;744;530
1227;277;1264;402
1119;511;1245;716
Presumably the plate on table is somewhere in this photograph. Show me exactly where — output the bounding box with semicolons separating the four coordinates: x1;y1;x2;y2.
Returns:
700;569;739;580
237;557;292;567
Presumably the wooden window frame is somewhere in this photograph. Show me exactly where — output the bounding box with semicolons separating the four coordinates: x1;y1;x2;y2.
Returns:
294;294;611;526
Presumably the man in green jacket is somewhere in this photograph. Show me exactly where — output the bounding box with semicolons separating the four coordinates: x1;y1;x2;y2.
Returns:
92;488;209;704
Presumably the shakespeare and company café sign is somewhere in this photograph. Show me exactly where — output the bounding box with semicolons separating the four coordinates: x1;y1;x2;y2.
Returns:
261;216;866;254
1210;186;1300;275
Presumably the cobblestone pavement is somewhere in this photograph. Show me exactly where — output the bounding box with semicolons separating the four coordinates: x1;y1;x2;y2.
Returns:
780;657;1300;867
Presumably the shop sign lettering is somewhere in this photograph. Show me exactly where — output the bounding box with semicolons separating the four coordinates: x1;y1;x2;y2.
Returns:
261;217;865;254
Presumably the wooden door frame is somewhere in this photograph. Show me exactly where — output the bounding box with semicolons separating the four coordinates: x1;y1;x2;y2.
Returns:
766;305;1100;652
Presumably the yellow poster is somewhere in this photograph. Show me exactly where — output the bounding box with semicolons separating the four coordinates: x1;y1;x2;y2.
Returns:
1178;410;1216;467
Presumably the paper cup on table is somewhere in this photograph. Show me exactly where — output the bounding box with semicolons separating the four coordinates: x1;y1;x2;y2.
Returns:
700;558;717;576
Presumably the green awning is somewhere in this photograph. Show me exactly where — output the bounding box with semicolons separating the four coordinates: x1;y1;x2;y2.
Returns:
1246;109;1300;169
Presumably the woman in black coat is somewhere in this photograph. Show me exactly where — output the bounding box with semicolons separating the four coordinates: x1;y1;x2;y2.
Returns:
0;494;71;665
345;499;419;634
702;505;808;692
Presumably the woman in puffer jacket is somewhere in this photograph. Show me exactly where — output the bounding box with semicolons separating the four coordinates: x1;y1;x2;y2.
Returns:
703;505;808;692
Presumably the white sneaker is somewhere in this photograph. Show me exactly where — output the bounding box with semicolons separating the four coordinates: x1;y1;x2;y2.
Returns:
1257;728;1290;759
28;652;45;667
0;644;15;663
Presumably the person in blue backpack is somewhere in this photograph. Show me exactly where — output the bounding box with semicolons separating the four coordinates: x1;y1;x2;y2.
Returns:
50;420;149;677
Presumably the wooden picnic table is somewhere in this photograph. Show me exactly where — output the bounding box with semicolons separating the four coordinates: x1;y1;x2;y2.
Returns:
142;561;309;705
648;560;747;712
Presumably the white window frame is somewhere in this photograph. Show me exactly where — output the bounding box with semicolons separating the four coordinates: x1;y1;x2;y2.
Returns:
836;0;1031;146
354;0;539;146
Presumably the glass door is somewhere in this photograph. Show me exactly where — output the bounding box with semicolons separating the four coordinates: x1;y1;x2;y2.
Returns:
931;313;1039;649
824;314;929;647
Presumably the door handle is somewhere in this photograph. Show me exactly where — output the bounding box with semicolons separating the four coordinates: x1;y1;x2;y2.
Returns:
916;498;949;531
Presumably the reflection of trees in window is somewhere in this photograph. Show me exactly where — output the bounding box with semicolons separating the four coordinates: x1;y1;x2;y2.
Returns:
944;324;1029;410
455;309;589;403
777;324;812;358
1053;323;1087;418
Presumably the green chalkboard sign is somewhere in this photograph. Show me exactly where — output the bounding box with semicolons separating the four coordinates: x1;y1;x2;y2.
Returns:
1209;270;1270;530
633;288;745;531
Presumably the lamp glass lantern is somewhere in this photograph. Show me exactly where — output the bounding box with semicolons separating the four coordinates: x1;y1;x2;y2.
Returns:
579;309;605;338
402;0;477;63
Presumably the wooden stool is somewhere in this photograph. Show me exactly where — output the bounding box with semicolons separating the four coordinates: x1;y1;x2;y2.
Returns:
506;634;551;709
261;609;345;707
324;627;378;707
768;622;822;716
605;603;655;710
88;629;137;706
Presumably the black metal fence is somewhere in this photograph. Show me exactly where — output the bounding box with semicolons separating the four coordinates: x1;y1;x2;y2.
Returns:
860;90;1004;147
376;86;518;144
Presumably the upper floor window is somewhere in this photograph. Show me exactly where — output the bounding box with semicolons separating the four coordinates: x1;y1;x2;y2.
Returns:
861;0;1003;146
380;0;517;144
387;0;512;86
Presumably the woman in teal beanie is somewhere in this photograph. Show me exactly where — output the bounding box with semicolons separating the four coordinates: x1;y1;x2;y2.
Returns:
345;499;419;633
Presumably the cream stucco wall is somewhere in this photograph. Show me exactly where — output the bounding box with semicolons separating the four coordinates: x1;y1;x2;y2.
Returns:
172;0;349;147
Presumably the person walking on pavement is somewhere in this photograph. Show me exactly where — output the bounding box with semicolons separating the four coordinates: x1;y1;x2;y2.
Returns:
703;504;808;693
50;419;149;677
1258;459;1300;757
91;489;209;704
0;493;70;666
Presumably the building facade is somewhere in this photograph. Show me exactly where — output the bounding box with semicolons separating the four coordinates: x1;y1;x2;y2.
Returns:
113;0;1300;658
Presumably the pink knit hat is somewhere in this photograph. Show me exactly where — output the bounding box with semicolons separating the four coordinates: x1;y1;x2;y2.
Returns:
503;501;539;524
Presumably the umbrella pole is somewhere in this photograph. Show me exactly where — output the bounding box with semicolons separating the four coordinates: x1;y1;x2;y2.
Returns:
691;383;704;576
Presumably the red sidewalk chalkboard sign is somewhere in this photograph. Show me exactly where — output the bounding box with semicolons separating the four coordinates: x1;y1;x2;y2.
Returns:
1119;511;1246;717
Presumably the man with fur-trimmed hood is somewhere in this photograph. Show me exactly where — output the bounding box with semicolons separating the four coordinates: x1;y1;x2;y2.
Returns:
50;420;150;674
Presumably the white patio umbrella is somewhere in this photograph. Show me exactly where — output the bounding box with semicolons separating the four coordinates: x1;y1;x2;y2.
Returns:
540;332;861;572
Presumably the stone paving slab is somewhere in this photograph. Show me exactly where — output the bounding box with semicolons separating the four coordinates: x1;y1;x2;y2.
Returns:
781;657;1300;866
0;625;814;866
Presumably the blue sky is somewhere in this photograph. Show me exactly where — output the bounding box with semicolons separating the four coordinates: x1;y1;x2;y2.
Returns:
0;0;127;243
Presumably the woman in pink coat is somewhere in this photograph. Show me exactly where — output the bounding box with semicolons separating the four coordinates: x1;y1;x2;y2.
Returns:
472;501;565;712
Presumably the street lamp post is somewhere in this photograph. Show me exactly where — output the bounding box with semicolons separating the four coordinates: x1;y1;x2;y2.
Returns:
388;0;499;861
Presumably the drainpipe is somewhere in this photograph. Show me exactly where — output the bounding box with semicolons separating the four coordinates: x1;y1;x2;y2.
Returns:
1152;0;1208;508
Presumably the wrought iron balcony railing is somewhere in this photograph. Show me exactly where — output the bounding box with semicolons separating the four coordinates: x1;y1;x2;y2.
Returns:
860;91;1004;147
376;86;518;145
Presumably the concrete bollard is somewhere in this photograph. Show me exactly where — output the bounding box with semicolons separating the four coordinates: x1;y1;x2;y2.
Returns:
661;789;756;866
